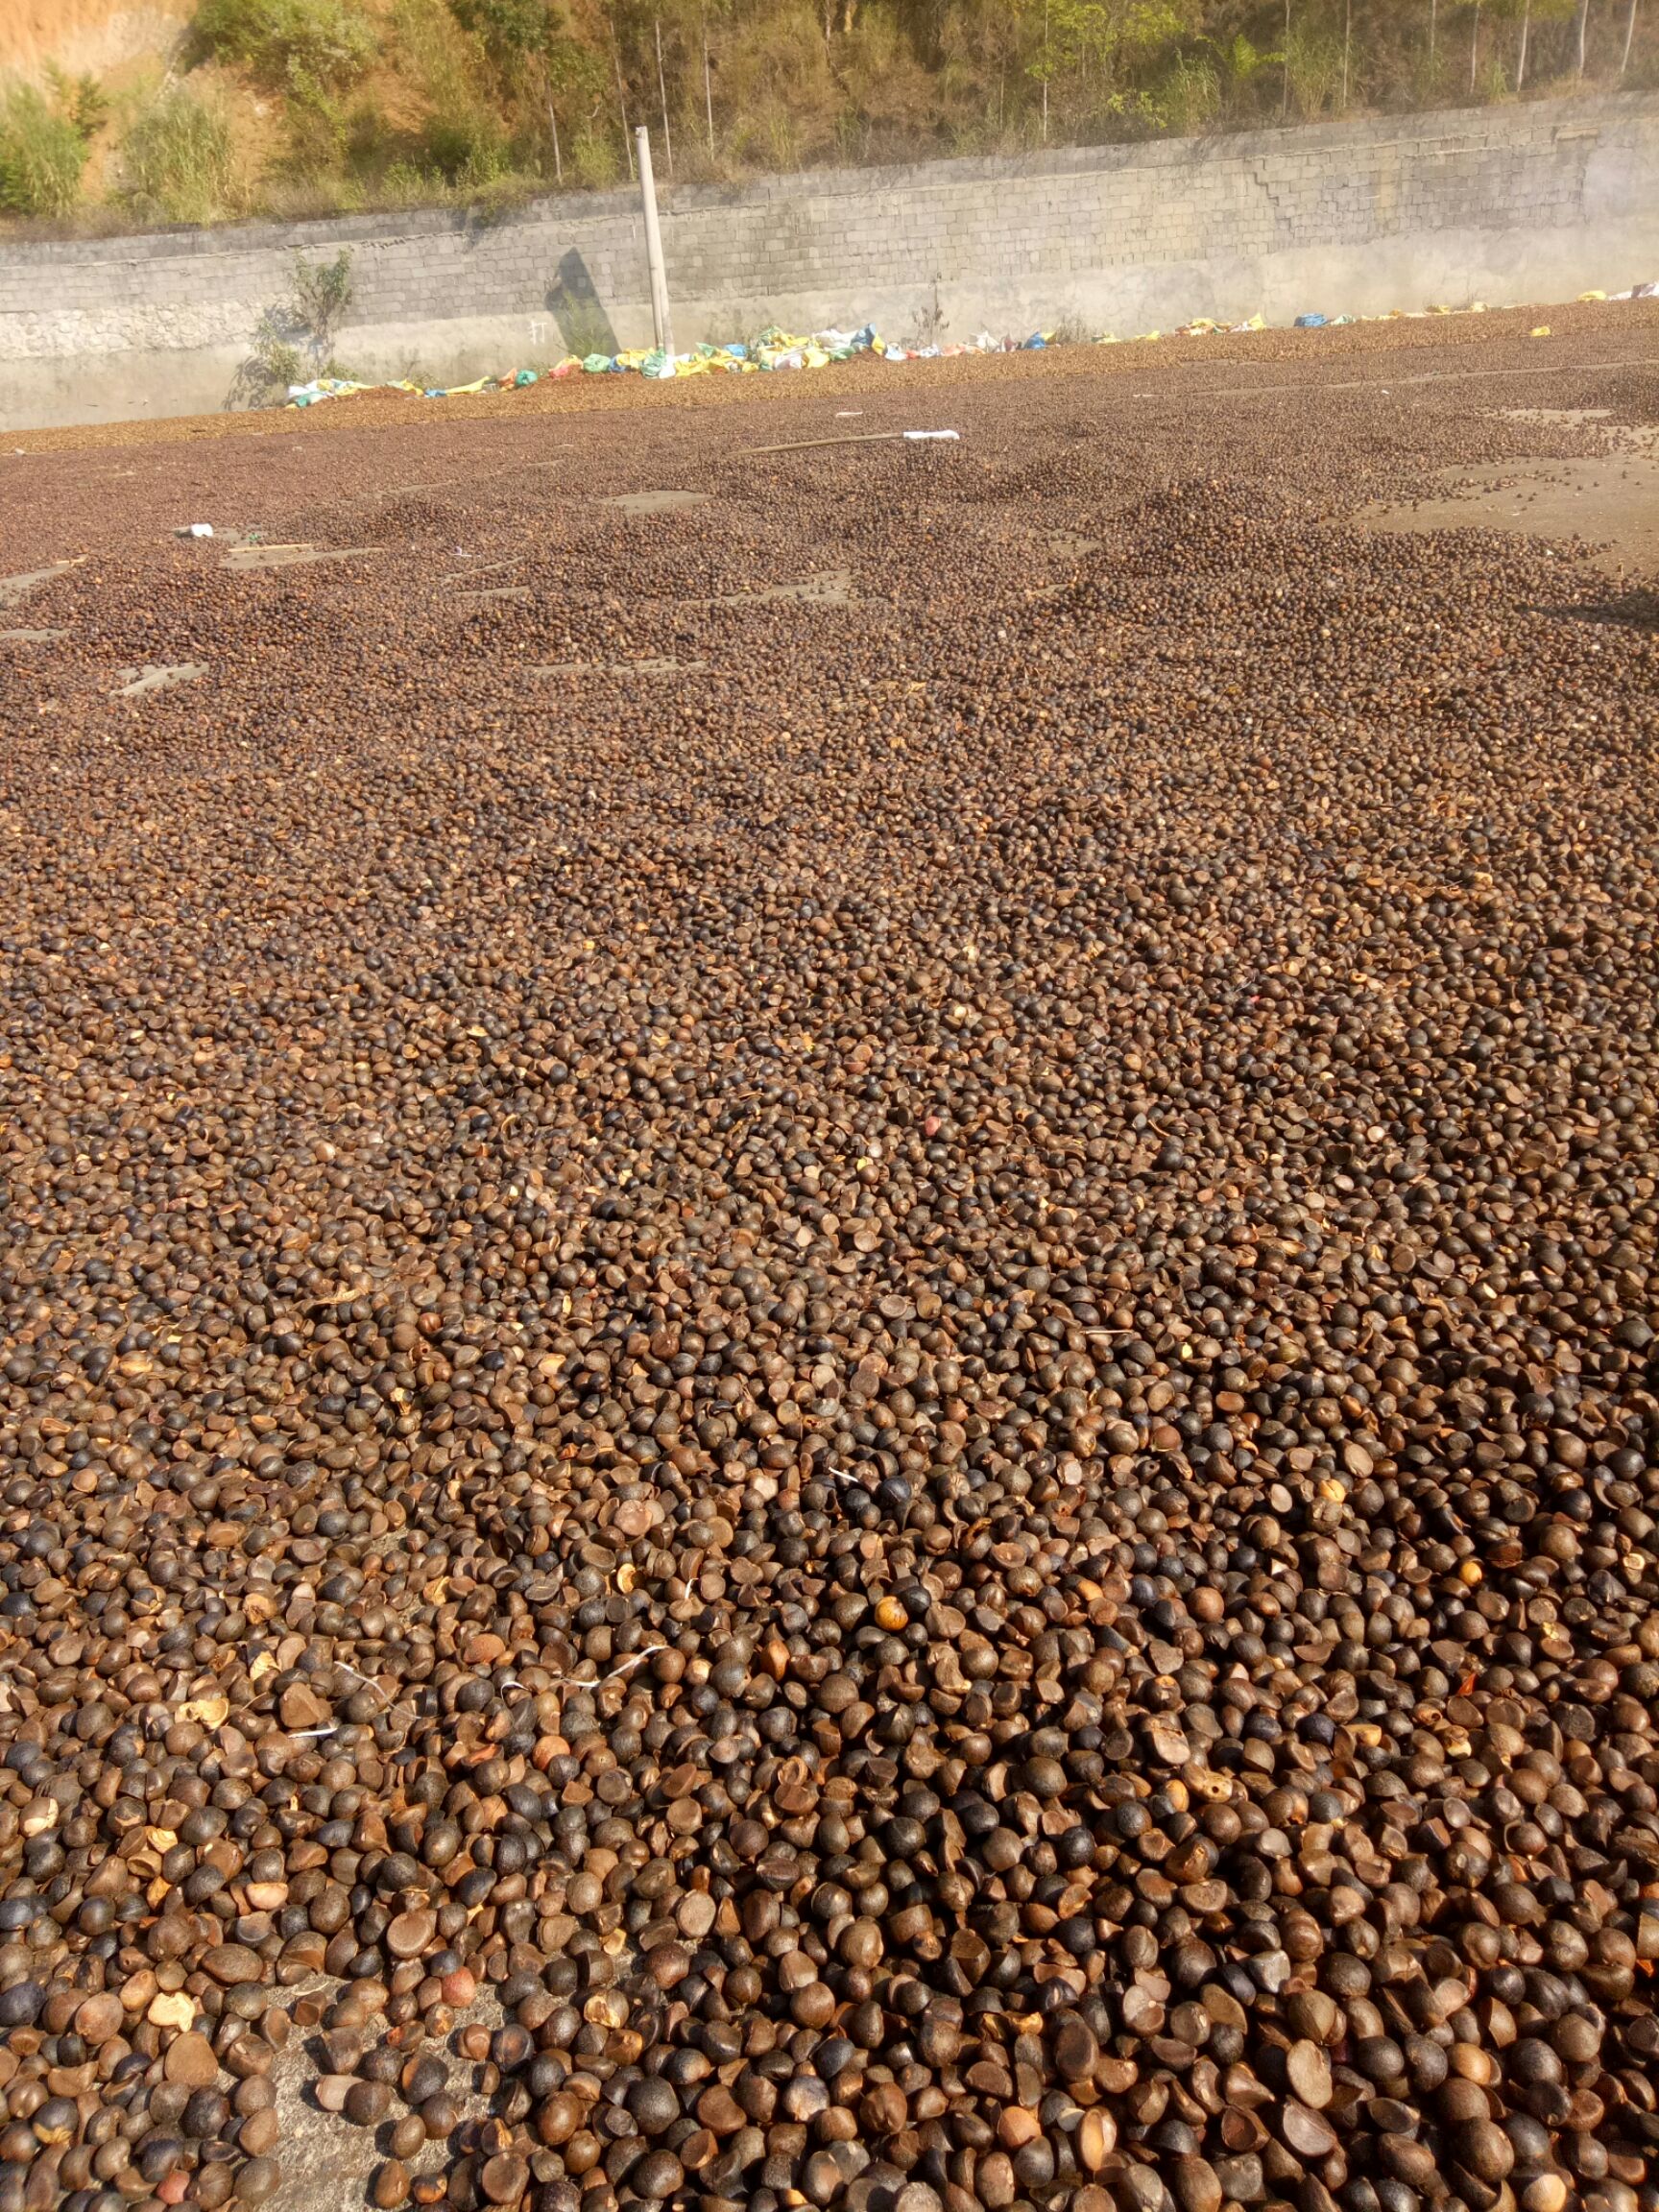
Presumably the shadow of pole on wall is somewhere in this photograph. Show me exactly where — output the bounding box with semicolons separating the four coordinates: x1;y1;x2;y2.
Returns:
548;249;621;360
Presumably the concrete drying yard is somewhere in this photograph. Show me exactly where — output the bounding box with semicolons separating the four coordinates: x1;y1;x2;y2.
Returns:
0;306;1658;2212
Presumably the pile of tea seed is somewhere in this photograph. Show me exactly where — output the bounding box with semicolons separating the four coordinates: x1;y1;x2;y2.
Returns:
0;319;1656;2212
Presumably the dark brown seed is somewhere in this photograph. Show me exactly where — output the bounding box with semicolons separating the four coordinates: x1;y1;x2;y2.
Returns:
347;2079;394;2128
391;2113;427;2162
239;2109;280;2158
203;1946;263;1986
1455;2121;1517;2183
373;2163;413;2212
481;2153;529;2204
388;1911;438;1960
1054;2015;1098;2081
421;2093;463;2140
629;2149;685;2201
1174;2156;1223;2212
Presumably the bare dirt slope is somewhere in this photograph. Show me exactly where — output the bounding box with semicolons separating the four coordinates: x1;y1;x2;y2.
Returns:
0;0;189;79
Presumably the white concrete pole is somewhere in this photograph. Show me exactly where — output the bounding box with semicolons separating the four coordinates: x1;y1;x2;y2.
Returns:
636;127;674;362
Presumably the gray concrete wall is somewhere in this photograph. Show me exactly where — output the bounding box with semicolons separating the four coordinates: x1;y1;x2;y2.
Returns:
3;92;1658;431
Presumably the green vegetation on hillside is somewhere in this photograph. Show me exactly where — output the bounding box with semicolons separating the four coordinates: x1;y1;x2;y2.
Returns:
0;0;1651;227
0;69;107;217
117;84;240;224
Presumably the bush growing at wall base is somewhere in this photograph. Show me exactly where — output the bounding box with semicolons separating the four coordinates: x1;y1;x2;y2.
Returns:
231;246;357;405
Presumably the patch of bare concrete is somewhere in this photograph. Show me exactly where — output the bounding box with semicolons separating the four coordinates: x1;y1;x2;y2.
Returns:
533;657;709;677
1497;407;1611;428
115;662;208;698
1361;456;1659;577
599;491;710;517
0;559;81;606
1493;408;1659;457
254;1977;506;2212
455;586;533;609
223;543;384;571
439;559;520;586
711;569;854;608
0;627;68;643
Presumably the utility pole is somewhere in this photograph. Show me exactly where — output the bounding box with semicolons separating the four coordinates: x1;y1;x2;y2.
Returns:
544;59;564;184
703;7;715;156
636;126;674;361
656;18;674;180
1283;0;1292;117
1042;0;1049;142
613;23;635;180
